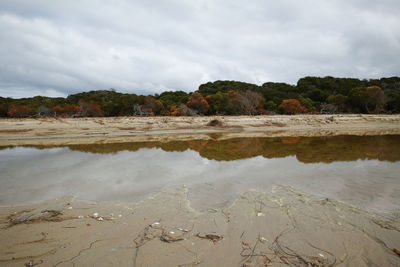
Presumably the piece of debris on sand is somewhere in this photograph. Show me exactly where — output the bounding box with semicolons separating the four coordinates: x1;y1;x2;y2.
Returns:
7;209;63;227
206;119;223;127
160;230;185;243
196;233;223;243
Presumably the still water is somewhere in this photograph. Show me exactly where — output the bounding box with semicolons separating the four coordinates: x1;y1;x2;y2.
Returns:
1;135;399;215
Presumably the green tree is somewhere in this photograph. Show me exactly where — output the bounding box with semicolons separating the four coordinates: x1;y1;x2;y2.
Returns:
348;87;369;113
205;92;229;115
264;101;277;112
299;97;316;112
158;91;189;109
327;94;348;112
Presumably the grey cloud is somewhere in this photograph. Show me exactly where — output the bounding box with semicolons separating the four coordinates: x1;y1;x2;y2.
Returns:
0;0;399;98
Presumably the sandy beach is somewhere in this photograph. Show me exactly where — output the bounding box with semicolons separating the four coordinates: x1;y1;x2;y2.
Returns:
1;115;400;266
1;114;400;146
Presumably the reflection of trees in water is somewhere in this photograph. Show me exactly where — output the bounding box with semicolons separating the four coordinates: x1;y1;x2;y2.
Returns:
280;137;301;144
2;135;400;163
191;135;400;163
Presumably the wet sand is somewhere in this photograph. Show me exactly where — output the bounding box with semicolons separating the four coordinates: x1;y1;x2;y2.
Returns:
0;186;399;266
1;114;400;146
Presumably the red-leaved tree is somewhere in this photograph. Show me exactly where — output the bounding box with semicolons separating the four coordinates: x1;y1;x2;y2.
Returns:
52;104;80;117
187;92;209;114
279;99;307;114
64;104;80;116
8;105;35;117
143;96;164;115
78;100;104;117
170;105;181;116
51;105;64;116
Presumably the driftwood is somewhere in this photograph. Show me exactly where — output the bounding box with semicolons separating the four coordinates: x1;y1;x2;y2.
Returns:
195;233;223;243
7;209;64;227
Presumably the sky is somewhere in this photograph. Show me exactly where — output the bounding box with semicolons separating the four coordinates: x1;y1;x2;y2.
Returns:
0;0;399;98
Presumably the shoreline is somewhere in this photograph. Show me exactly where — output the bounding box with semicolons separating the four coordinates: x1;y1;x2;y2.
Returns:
1;114;400;146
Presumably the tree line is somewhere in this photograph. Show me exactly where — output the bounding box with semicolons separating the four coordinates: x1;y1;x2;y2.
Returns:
1;76;400;117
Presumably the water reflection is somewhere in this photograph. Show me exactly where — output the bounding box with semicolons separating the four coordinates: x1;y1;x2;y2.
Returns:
0;135;399;216
3;135;400;163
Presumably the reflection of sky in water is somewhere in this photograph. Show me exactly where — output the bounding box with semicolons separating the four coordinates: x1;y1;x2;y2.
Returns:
0;146;399;215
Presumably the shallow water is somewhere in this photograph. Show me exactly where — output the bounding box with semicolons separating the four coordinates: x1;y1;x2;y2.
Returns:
1;135;400;215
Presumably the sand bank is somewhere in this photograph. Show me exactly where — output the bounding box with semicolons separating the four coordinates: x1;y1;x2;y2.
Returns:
1;114;400;146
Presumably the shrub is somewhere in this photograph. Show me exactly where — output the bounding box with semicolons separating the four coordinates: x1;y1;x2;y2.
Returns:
278;99;307;114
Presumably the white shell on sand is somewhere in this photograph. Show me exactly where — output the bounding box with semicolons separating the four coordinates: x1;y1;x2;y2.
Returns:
151;222;161;228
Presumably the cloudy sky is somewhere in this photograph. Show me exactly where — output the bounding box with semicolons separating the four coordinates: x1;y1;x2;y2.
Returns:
0;0;399;98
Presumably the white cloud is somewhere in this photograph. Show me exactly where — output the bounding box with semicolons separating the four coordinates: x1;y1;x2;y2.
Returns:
0;0;399;97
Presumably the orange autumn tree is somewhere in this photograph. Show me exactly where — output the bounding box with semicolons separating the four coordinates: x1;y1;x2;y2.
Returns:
143;96;164;115
78;100;104;117
187;92;209;114
64;104;80;116
227;90;243;114
279;99;307;114
7;105;35;117
169;105;181;116
51;104;80;117
51;105;64;116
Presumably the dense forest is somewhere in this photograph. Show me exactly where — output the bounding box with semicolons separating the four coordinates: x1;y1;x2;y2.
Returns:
1;76;400;117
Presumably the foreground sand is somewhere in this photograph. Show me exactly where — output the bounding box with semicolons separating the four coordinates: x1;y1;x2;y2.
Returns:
1;114;400;146
1;186;399;266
